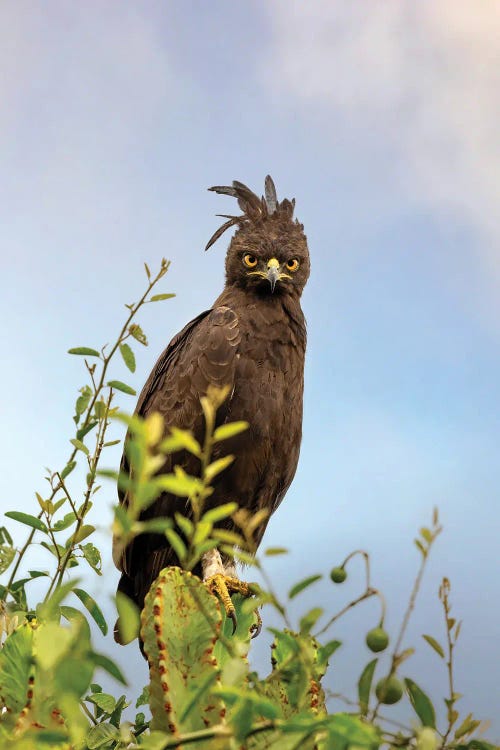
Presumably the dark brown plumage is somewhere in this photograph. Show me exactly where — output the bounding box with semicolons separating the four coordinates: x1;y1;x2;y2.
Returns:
113;176;310;636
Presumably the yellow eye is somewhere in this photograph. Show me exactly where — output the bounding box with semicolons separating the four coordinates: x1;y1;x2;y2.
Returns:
286;258;299;272
243;254;258;268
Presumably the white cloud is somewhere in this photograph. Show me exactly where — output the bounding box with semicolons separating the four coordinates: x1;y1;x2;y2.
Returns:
264;1;500;290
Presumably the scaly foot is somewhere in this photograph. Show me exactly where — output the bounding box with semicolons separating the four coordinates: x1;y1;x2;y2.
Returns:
205;574;262;637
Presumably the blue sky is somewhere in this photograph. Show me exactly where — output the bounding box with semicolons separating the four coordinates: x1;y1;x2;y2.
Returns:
1;1;499;738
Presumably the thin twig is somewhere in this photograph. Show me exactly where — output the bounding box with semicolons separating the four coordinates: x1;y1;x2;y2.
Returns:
80;700;98;725
440;578;456;748
316;588;377;637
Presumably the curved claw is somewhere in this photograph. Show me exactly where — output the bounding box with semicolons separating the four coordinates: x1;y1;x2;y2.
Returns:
250;616;262;639
228;609;238;635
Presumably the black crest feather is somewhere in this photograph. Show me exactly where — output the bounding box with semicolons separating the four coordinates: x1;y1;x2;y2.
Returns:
205;175;296;251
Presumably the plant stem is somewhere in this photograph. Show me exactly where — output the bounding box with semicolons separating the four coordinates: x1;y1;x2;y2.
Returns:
440;578;456;748
316;588;377;637
156;719;277;748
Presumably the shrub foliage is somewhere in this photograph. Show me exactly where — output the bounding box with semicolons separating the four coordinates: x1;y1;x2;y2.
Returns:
0;261;496;750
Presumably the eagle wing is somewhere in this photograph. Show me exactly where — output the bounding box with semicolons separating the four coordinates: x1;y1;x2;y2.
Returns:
113;305;240;610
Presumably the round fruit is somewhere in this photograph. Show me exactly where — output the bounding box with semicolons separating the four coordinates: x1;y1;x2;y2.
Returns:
375;675;404;705
366;627;389;653
330;566;347;583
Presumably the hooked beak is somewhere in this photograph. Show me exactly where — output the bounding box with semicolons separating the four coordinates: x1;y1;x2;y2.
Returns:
266;258;280;293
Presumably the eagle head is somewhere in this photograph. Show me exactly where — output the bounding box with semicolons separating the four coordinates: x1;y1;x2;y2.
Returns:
205;176;310;297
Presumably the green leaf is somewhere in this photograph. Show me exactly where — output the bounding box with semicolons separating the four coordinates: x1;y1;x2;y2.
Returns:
76;420;98;440
73;588;108;635
454;714;482;740
211;528;245;546
107;380;136;395
68;347;101;357
324;713;380;747
317;639;342;667
150;292;176;302
38;579;80;620
160;427;201;457
92;652;127;685
174;512;194;538
70;438;89;455
141;517;173;534
299;606;324;633
109;694;129;728
61;460;77;479
75;388;92;417
288;574;322;599
5;511;47;533
358;658;377;714
415;538;426;556
119;342;136;372
165;529;187;561
405;678;436;728
94;400;107;418
87;692;117;714
136;685;149;708
60;605;86;623
115;591;140;645
53;512;77;531
0;544;16;574
155;473;202;497
423;634;445;659
72;524;95;543
205;454;234;482
265;546;289;556
420;526;432;543
81;543;102;574
86;723;121;748
202;502;238;524
129;323;148;346
213;421;249;442
32;730;70;744
0;525;13;544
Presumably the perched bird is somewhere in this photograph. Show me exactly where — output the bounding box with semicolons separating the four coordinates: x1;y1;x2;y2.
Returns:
113;176;310;640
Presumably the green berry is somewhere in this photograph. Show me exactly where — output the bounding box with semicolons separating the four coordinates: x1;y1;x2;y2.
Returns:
330;566;347;583
375;675;404;705
366;627;389;653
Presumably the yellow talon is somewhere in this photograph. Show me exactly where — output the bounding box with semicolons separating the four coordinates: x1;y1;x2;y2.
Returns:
205;574;260;636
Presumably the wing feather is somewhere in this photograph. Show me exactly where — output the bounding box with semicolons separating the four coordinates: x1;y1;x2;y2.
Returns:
114;306;241;615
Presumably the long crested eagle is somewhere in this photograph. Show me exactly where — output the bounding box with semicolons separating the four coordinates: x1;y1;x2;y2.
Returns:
113;176;310;642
